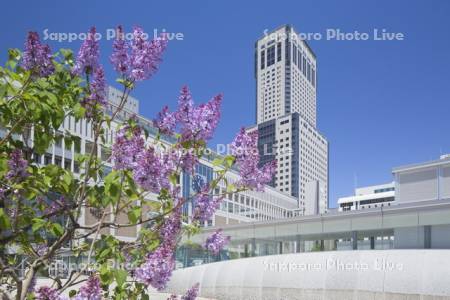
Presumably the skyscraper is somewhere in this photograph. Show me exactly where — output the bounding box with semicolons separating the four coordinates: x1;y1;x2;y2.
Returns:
252;25;329;215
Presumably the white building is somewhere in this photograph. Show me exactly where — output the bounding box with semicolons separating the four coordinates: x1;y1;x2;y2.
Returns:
393;154;450;204
252;25;328;215
338;182;395;211
255;25;317;127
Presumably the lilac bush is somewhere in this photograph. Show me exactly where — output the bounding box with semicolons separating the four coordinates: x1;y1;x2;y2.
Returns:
0;24;276;300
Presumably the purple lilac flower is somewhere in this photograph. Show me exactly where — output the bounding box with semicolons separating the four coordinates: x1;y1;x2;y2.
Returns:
176;86;222;142
204;229;230;255
167;295;178;300
110;25;129;75
134;245;175;290
73;27;100;75
110;25;167;81
81;65;107;117
159;208;182;248
128;26;167;81
34;244;48;256
230;128;277;191
21;32;54;77
133;147;165;192
169;146;197;173
153;105;177;135
193;192;223;222
35;286;61;300
45;196;68;214
111;125;145;170
6;149;29;180
181;283;200;300
74;276;101;300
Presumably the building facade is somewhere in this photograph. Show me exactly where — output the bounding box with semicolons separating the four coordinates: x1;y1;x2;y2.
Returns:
393;154;450;204
338;182;395;211
255;25;317;126
253;25;328;214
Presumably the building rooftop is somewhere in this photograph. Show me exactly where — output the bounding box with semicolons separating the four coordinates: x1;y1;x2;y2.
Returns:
392;155;450;173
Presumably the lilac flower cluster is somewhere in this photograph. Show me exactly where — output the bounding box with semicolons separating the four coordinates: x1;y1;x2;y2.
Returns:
74;276;101;300
6;149;29;180
111;125;145;170
134;245;175;290
181;283;200;300
193;191;223;222
110;26;167;82
36;196;68;215
21;31;54;77
133;147;175;193
153;86;222;143
35;286;65;300
73;27;100;75
81;66;107;117
48;196;68;214
159;208;182;248
135;207;183;290
34;243;48;256
176;86;223;142
134;207;184;290
230;128;277;191
153;106;177;135
204;229;230;255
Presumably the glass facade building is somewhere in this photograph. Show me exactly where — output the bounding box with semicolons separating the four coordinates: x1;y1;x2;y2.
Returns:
176;199;450;268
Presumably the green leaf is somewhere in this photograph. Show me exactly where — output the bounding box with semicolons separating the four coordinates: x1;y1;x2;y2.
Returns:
0;208;11;230
99;263;113;284
226;183;236;193
104;170;121;205
127;206;141;224
50;223;64;237
31;218;46;232
114;269;128;287
169;173;178;186
212;157;224;167
224;155;235;168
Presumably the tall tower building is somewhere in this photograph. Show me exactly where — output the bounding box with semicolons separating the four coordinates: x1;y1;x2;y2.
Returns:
252;25;329;215
256;25;317;127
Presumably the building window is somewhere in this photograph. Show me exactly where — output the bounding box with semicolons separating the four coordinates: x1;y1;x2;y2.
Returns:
312;68;316;87
267;45;275;67
293;44;297;64
302;57;306;76
277;42;282;62
298;50;302;70
260;50;265;70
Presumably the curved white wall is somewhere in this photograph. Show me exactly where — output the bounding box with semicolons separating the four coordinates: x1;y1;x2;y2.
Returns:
165;250;450;300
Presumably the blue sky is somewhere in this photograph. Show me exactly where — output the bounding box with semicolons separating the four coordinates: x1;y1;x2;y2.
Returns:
2;0;449;207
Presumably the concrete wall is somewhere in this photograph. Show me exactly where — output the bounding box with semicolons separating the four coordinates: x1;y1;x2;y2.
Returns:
165;250;450;300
